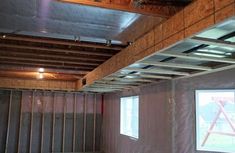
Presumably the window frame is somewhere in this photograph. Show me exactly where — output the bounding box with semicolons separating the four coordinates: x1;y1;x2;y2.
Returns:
195;89;235;153
120;95;139;139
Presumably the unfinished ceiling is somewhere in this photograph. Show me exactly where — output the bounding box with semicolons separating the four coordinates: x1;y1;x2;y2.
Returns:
82;18;235;92
0;0;190;82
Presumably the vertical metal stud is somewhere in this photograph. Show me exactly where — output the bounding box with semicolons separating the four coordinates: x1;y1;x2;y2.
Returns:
72;93;77;152
29;91;35;153
5;90;13;153
83;93;87;152
62;93;66;153
40;92;45;153
93;93;97;152
17;91;23;153
51;92;55;153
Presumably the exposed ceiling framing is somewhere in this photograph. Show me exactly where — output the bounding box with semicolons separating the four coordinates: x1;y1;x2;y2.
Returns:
0;33;125;80
78;0;235;93
58;0;188;17
2;0;235;93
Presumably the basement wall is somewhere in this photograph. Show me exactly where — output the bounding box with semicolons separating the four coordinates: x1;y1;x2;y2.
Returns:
0;90;102;153
102;81;173;153
101;68;235;153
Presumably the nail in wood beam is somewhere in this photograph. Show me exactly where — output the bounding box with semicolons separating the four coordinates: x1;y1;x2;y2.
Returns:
5;90;12;153
73;93;77;152
29;91;35;153
17;91;23;153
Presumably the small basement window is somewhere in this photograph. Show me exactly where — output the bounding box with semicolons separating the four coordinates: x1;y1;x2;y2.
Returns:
120;96;139;139
195;90;235;153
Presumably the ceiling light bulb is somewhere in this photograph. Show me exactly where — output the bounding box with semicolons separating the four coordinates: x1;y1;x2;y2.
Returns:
38;73;44;79
38;68;44;73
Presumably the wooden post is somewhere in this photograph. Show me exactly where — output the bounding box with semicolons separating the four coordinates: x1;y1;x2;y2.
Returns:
51;93;56;153
93;93;97;152
62;93;67;153
83;93;87;152
29;91;35;153
17;91;23;153
73;93;77;152
40;92;45;153
5;90;13;153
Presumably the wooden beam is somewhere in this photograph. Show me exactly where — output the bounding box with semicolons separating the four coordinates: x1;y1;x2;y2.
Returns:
139;61;212;70
124;67;190;75
0;65;89;75
0;77;76;91
0;43;114;57
0;50;108;62
0;70;81;81
190;36;235;48
76;0;235;90
0;33;124;51
0;55;100;66
58;0;177;18
0;61;94;71
157;52;235;64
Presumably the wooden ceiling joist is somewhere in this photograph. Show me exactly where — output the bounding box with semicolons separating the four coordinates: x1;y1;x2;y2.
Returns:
0;56;100;66
76;0;235;91
157;52;235;64
124;67;190;75
139;61;212;70
0;70;80;81
58;0;178;18
190;36;235;49
0;65;88;75
0;61;94;71
0;50;106;62
0;34;124;50
0;43;114;57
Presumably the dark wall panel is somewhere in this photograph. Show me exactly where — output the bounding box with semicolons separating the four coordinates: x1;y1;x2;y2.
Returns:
0;90;10;152
8;91;21;153
0;90;102;153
